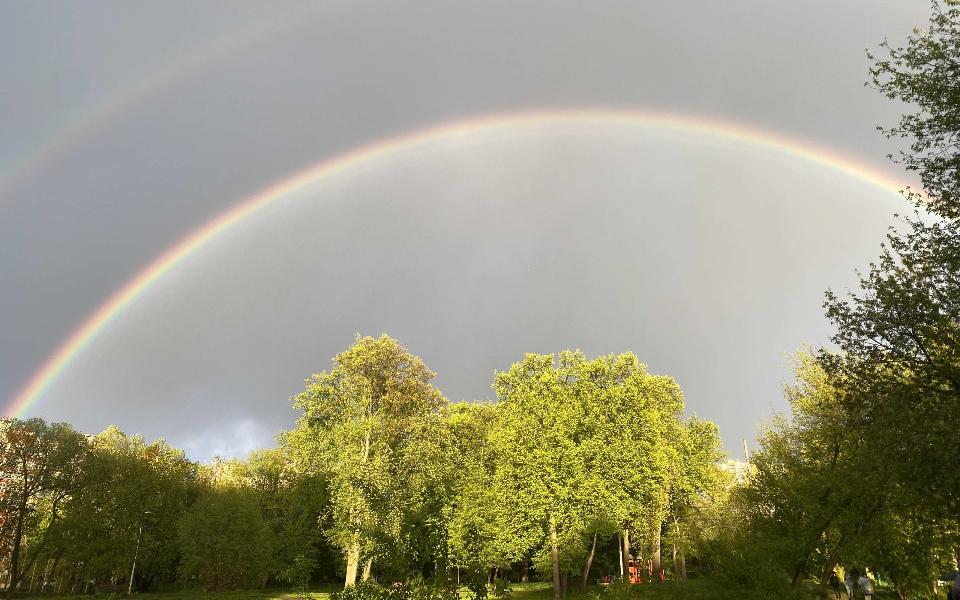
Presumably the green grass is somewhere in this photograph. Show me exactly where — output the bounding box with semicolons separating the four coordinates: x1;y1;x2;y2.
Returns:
508;578;904;600
510;579;739;600
11;585;336;600
11;577;912;600
134;591;333;600
509;582;555;600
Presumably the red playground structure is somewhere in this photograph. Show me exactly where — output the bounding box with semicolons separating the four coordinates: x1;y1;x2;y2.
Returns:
624;558;665;584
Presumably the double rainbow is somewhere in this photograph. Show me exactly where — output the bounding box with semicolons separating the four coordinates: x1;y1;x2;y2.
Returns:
5;108;912;418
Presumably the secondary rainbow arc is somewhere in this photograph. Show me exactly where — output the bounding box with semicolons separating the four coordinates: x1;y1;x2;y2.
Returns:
5;108;914;418
0;8;317;204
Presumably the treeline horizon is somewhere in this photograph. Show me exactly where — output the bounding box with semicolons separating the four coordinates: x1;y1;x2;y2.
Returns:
1;339;728;598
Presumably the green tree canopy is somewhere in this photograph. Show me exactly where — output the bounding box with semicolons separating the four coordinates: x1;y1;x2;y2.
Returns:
0;418;87;597
286;334;447;587
177;488;272;591
823;0;960;520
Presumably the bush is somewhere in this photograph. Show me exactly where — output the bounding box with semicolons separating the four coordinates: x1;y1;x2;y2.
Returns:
707;533;805;600
406;577;461;600
282;554;318;598
331;578;460;600
489;577;512;600
461;572;488;600
332;580;391;600
591;578;637;600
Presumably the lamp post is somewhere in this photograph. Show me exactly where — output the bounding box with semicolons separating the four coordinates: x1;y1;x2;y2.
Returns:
129;511;150;596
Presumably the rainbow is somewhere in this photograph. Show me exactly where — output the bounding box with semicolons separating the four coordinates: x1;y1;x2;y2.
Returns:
4;108;914;418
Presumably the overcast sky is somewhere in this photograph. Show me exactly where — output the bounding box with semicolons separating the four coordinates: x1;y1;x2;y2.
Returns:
0;1;932;460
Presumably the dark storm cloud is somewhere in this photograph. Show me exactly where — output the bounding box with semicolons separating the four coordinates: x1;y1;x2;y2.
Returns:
0;1;930;459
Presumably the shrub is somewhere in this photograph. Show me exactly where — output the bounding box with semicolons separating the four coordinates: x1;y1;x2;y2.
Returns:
282;554;318;598
406;577;461;600
331;580;391;600
331;578;459;600
489;577;512;600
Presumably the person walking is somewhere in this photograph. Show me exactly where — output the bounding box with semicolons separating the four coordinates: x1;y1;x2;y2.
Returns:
858;571;874;600
829;571;842;599
844;570;855;599
829;571;841;600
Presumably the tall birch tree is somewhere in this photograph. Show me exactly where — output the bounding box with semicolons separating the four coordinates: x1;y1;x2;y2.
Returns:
286;335;445;588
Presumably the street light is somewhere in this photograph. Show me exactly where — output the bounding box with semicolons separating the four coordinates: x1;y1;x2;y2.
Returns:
129;511;151;596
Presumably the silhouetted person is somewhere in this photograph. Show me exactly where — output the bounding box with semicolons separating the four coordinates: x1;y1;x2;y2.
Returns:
829;572;841;600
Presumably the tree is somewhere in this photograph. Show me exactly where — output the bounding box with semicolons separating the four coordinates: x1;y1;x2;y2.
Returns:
213;448;333;586
446;401;539;586
363;401;452;581
868;1;960;221
53;427;196;591
822;0;960;523
722;349;960;596
286;334;447;587
490;352;587;600
740;354;868;587
489;351;686;599
0;418;86;597
570;352;683;588
177;488;272;590
663;417;725;582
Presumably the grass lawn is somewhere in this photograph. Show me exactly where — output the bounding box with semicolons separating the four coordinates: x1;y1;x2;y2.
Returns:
11;578;915;600
509;579;908;600
10;586;337;600
511;580;736;600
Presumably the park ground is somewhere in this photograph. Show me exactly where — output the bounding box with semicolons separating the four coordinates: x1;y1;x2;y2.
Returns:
6;578;915;600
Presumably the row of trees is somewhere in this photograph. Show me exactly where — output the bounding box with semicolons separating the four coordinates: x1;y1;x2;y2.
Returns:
1;338;726;596
0;419;335;595
720;351;959;598
287;337;727;599
0;422;195;594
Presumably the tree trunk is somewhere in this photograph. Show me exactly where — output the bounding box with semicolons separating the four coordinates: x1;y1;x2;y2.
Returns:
561;570;569;599
581;533;598;591
344;540;361;588
550;514;561;600
617;533;624;578
45;554;61;593
621;529;630;580
345;428;372;588
362;558;372;581
672;542;678;582
68;564;79;594
671;517;685;582
652;522;662;582
520;561;529;583
791;563;805;589
7;494;28;598
27;559;39;593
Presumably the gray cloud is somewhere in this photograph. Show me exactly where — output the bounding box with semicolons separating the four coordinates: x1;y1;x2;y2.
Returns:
0;1;929;459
